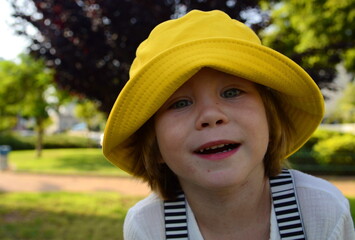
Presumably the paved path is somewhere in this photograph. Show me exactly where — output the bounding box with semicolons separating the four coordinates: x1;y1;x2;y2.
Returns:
0;171;151;196
0;171;354;197
318;175;355;197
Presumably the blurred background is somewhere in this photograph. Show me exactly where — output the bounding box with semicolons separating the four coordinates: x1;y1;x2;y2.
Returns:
0;0;354;239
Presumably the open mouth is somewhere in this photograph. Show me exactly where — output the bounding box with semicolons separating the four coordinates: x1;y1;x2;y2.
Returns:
194;143;240;155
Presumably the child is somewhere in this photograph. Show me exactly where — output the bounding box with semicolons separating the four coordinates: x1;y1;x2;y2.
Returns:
103;10;355;239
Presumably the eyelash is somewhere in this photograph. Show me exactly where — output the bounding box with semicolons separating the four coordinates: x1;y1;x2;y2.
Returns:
168;88;243;109
221;88;242;98
169;99;192;109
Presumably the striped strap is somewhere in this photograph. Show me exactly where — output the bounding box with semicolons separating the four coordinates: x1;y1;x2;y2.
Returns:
164;169;306;240
164;193;189;239
270;169;306;240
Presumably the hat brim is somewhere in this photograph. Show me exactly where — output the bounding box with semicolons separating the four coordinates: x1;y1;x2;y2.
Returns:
103;38;324;174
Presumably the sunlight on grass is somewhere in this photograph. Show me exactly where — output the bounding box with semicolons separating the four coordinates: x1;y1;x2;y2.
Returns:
9;149;128;177
349;197;355;225
0;192;353;240
0;192;142;240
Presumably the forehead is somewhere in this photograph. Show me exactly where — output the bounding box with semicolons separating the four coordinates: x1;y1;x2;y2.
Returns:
174;67;257;91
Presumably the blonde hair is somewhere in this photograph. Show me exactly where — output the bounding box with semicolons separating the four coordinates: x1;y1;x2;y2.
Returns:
126;85;295;200
257;85;295;176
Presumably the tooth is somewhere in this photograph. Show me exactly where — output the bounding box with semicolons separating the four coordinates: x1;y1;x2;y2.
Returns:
211;144;225;149
197;143;235;153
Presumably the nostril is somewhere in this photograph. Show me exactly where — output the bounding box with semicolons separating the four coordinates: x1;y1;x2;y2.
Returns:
201;119;224;128
216;119;223;125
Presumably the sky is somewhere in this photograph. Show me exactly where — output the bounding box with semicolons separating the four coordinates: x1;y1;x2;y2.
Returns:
0;1;29;60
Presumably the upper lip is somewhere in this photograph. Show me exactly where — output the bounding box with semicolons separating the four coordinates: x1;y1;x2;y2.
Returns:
194;140;240;153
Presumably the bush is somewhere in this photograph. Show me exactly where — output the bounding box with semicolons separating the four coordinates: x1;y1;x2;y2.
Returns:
0;133;33;150
301;128;340;150
313;134;355;165
288;129;340;165
41;134;100;149
289;129;355;174
0;132;100;150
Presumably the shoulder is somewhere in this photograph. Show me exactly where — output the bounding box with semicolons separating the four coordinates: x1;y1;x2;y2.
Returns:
291;169;347;204
290;169;355;239
124;193;165;239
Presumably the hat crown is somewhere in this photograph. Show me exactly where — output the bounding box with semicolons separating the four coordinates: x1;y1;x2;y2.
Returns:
130;10;261;78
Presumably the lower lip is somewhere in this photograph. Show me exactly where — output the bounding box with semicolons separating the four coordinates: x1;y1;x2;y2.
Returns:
194;146;240;161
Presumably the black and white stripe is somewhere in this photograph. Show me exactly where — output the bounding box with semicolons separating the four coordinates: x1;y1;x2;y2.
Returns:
164;193;189;239
164;169;306;240
270;169;306;240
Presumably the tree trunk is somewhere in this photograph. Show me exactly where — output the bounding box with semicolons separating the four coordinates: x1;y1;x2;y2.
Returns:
36;119;44;158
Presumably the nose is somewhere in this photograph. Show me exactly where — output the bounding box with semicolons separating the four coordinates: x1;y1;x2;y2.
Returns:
195;101;229;130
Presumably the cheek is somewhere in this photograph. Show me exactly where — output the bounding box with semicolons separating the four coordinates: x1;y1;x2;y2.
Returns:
243;101;270;151
257;107;270;137
154;115;196;177
255;106;270;154
154;116;184;159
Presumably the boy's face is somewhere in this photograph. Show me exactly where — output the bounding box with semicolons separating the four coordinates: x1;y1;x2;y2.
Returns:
154;68;269;191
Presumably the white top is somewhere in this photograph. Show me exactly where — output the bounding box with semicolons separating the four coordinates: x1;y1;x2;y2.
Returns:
124;170;355;239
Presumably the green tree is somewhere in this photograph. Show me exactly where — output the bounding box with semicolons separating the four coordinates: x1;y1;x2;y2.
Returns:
75;99;105;131
327;81;355;123
20;55;54;157
0;60;23;131
261;0;355;87
0;55;67;157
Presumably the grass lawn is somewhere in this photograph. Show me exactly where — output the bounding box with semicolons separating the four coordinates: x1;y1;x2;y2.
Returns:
0;192;142;240
8;149;128;177
0;193;354;240
350;197;355;224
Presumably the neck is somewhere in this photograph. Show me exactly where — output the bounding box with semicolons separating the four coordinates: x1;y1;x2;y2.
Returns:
182;169;271;240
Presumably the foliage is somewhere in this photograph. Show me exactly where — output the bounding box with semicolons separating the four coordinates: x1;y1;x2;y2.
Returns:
0;133;99;150
9;0;275;114
289;128;355;174
75;99;106;131
0;60;25;131
304;128;341;149
261;0;355;88
0;55;72;157
0;56;55;124
326;81;355;123
0;133;33;150
312;134;355;165
9;148;126;176
288;128;340;165
0;192;142;240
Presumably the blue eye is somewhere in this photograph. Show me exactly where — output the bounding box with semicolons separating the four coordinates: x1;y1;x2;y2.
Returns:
221;88;241;98
170;99;192;109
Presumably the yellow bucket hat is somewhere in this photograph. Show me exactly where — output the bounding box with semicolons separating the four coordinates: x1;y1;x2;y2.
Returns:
103;10;324;174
